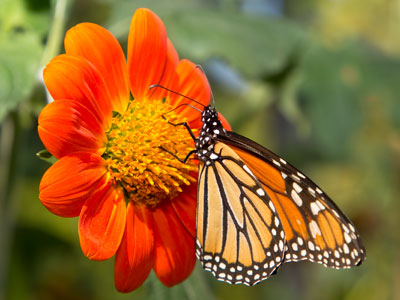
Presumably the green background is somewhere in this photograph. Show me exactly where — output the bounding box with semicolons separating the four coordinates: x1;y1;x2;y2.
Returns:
1;0;399;299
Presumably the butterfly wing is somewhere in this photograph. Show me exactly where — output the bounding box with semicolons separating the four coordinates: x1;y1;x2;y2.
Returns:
196;141;286;286
217;131;366;269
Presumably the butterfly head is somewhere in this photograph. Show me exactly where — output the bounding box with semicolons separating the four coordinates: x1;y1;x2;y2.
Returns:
200;105;226;137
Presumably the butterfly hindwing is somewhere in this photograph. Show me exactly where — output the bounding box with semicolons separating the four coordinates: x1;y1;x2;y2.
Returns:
195;142;285;286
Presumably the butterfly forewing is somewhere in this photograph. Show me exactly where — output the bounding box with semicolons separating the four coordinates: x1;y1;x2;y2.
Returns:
219;131;366;269
195;142;285;285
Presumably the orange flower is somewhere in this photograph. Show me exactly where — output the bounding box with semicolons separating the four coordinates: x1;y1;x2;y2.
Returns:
38;8;230;292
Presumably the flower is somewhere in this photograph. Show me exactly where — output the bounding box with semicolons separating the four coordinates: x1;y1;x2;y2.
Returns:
38;8;230;293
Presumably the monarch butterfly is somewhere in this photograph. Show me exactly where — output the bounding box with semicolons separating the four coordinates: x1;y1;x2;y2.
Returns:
155;84;366;286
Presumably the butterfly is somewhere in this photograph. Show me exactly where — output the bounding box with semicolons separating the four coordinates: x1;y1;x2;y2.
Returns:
191;104;366;286
153;83;366;286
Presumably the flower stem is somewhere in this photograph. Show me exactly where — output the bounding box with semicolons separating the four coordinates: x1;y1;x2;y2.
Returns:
0;111;20;299
40;0;72;67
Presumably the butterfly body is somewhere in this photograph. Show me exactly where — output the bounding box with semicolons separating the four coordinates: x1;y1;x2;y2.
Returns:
193;105;366;286
195;106;226;161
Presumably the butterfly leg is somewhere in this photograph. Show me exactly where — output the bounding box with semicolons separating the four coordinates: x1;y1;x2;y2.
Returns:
159;146;196;163
160;116;197;163
161;115;197;141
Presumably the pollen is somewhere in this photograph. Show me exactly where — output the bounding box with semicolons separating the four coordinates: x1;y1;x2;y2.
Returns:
103;99;197;207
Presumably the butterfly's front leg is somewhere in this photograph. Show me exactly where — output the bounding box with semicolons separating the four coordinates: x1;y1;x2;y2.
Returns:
161;115;197;142
160;115;198;163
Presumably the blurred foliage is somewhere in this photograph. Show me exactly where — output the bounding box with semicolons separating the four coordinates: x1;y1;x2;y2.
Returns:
0;0;49;121
313;0;400;55
1;0;400;299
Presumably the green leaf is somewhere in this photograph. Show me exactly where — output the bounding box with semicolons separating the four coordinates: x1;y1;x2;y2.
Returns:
107;2;306;78
165;11;306;78
0;0;48;122
0;32;43;121
299;40;400;158
36;149;57;164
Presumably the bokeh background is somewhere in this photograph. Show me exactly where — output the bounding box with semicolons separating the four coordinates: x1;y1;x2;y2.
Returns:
1;0;399;299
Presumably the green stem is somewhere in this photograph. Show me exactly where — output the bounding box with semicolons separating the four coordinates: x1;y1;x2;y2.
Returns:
40;0;72;67
0;111;20;299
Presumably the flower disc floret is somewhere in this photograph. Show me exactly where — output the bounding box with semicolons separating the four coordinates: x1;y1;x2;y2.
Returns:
104;99;197;207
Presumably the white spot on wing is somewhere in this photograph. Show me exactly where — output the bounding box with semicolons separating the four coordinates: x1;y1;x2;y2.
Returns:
243;165;254;176
310;202;320;215
272;159;281;167
256;188;265;196
297;172;306;179
279;240;284;251
297;237;304;246
309;220;321;238
209;153;218;160
293;182;302;193
274;217;280;227
291;174;301;182
291;190;303;206
269;201;276;213
270;261;275;268
308;241;315;251
316;200;325;210
292;242;298;251
344;232;352;243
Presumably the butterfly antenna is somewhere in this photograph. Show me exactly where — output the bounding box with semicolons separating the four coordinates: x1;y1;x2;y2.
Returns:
195;64;216;108
148;85;203;120
149;84;205;108
162;103;202;118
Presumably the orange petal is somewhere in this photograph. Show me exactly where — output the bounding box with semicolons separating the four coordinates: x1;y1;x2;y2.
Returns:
149;38;179;100
127;8;167;100
38;99;106;159
65;23;130;113
152;201;196;286
39;152;107;217
114;203;154;293
79;179;126;261
43;55;112;128
166;59;211;121
170;183;197;238
166;59;211;107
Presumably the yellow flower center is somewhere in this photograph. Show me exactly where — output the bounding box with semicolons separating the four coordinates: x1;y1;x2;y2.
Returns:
103;99;197;207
